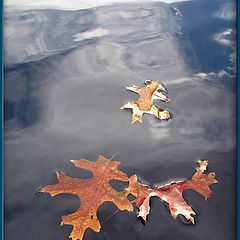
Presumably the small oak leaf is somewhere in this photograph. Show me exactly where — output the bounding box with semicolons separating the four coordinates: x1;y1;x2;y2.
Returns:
41;155;133;240
127;160;218;223
121;80;171;123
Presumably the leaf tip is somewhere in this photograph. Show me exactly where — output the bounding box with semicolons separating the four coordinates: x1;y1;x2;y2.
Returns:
110;154;117;161
130;174;138;181
190;218;195;225
198;160;208;170
138;212;147;222
39;187;45;193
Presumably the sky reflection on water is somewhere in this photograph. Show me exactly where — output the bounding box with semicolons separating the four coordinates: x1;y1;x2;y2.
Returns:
4;0;236;240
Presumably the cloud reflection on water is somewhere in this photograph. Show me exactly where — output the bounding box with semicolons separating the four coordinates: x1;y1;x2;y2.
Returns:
5;0;190;11
4;2;236;240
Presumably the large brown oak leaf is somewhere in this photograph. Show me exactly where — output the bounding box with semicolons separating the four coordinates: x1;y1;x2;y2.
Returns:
127;160;218;223
41;155;133;240
121;80;171;123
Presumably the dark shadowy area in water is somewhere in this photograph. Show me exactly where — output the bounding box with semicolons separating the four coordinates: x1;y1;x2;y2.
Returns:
4;0;236;240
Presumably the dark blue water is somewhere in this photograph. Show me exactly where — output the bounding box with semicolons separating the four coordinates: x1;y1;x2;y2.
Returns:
4;0;236;239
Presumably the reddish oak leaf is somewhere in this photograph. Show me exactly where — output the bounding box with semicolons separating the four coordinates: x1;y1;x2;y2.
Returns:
41;155;133;240
127;160;218;223
121;80;171;123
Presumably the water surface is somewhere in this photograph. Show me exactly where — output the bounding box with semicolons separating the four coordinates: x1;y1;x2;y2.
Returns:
4;0;236;239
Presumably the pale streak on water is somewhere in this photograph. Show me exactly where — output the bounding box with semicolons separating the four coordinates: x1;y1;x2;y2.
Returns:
5;0;189;10
4;0;236;240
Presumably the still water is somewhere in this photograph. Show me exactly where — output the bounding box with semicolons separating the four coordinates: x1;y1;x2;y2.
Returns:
4;0;236;239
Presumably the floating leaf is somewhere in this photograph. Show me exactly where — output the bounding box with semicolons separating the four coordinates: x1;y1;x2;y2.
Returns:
121;80;171;123
127;160;218;223
41;155;133;240
41;157;217;240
